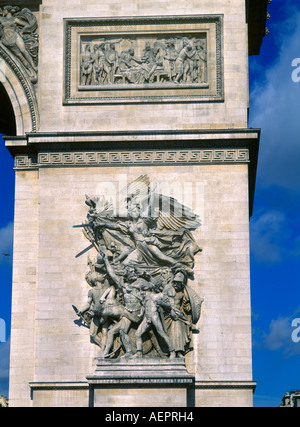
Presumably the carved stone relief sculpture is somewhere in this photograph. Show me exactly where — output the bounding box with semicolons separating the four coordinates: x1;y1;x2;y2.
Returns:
0;5;38;83
73;175;204;360
64;15;223;103
80;35;207;87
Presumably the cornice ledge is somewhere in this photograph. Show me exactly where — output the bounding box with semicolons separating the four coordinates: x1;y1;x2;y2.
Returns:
195;380;257;391
4;128;261;147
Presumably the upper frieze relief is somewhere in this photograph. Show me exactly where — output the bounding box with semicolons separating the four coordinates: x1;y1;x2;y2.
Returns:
64;15;223;104
80;35;207;88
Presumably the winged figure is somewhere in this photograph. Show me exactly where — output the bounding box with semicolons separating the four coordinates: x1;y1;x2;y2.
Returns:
77;175;201;272
73;175;204;359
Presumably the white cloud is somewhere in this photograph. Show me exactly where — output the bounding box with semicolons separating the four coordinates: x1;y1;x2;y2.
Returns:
263;308;300;357
265;317;293;351
0;339;10;397
250;210;287;263
290;234;300;257
249;10;300;191
0;222;13;265
250;208;300;264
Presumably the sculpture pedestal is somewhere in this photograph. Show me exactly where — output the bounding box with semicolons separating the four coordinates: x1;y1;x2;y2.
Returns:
86;357;195;407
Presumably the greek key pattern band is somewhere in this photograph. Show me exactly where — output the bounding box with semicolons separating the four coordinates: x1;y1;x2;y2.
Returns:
14;149;249;169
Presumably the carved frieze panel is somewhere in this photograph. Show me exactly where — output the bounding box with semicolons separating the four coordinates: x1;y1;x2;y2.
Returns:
14;148;249;169
64;15;223;104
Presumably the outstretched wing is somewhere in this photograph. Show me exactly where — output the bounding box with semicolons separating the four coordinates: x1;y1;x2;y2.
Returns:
119;174;201;232
119;174;150;204
155;193;201;231
15;8;39;64
15;8;38;34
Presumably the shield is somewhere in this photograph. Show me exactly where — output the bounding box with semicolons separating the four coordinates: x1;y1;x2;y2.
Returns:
184;284;204;325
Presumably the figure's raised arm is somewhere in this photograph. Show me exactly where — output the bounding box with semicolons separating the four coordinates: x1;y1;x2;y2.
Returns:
93;217;121;230
101;252;122;290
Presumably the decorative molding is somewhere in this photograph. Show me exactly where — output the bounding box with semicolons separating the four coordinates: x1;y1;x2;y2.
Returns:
195;380;257;391
29;381;89;391
86;377;194;385
0;43;38;132
64;14;223;104
6;128;259;218
86;357;195;385
29;380;256;390
14;148;249;169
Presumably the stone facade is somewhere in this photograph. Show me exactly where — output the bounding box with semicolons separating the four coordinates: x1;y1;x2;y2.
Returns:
280;390;300;407
39;0;249;132
2;0;268;407
7;148;258;407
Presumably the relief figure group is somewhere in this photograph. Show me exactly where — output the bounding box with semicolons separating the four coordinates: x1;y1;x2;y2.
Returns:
80;36;207;86
73;175;204;360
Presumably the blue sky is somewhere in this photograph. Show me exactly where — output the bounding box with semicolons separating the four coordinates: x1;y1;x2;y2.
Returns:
0;0;300;406
0;129;14;399
248;0;300;407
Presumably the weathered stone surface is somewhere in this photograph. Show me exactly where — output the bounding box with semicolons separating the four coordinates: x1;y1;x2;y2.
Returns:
8;160;256;406
4;0;263;407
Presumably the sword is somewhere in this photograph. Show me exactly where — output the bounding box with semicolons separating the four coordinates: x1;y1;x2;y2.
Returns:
72;305;90;326
72;223;94;228
73;223;100;257
75;243;94;258
172;308;199;331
